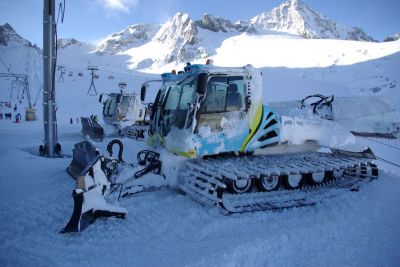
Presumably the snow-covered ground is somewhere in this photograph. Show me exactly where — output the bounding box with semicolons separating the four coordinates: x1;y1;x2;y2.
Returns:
0;120;399;267
1;22;400;266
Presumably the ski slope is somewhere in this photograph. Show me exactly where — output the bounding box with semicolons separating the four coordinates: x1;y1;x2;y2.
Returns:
0;121;399;267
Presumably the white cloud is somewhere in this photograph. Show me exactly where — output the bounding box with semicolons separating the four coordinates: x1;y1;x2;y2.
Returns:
96;0;139;13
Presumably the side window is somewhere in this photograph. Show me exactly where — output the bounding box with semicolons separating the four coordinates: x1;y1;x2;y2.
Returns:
226;78;245;111
164;85;181;111
200;76;245;113
179;83;196;109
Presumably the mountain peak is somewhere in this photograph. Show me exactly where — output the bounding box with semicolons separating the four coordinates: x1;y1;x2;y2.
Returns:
0;23;35;47
2;23;14;31
96;23;159;54
195;13;234;33
57;38;81;49
194;13;253;33
251;0;374;41
384;32;400;42
154;12;201;62
286;0;308;8
155;12;197;44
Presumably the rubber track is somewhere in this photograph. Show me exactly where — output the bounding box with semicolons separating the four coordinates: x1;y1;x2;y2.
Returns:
178;152;378;213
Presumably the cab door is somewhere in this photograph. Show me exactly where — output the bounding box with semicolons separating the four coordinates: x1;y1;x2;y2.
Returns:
195;76;248;156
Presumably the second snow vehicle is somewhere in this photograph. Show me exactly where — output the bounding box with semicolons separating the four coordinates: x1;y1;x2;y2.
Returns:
99;91;147;129
140;63;378;212
81;86;149;140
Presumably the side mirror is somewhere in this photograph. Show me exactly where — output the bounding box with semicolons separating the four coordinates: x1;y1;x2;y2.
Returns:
98;94;103;103
140;85;147;102
116;94;122;104
197;73;208;95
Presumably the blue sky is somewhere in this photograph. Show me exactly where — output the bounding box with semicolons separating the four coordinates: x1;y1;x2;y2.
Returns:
1;0;399;46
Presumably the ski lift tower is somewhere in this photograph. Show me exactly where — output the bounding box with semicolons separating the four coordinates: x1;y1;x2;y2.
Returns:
87;65;99;95
57;65;65;82
42;0;59;157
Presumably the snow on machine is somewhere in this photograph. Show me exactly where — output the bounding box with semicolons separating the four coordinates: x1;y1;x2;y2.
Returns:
63;63;379;232
270;94;399;139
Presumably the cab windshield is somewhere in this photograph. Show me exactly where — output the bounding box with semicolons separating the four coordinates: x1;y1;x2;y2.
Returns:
103;96;117;117
162;76;197;134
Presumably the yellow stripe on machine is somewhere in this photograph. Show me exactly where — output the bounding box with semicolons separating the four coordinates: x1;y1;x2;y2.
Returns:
240;103;263;152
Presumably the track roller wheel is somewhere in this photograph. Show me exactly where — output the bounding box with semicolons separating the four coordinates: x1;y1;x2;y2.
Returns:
227;179;253;194
256;175;281;192
283;174;303;189
307;171;326;185
332;169;344;179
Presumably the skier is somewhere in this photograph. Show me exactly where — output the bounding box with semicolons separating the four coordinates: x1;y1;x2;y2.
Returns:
15;113;21;123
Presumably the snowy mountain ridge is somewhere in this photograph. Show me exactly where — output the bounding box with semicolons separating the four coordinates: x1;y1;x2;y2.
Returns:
57;38;83;49
250;0;374;41
152;12;202;63
96;24;160;55
384;32;400;42
95;0;374;64
195;14;254;33
0;23;42;82
0;23;41;52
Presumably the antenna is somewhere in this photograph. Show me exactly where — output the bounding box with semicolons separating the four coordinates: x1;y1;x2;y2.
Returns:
87;65;99;95
57;65;65;81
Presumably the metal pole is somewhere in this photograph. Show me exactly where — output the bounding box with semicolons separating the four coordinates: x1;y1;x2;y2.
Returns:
43;0;58;157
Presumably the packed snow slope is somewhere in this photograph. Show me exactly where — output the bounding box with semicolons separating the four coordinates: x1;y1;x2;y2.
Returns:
3;33;398;124
0;121;400;267
32;36;400;124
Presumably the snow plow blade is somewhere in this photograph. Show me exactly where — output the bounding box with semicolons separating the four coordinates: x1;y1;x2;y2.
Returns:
61;188;126;233
66;141;99;180
62;149;127;233
81;117;104;142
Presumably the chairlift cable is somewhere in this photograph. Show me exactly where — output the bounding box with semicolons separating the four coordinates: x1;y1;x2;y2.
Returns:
365;137;400;151
376;156;400;169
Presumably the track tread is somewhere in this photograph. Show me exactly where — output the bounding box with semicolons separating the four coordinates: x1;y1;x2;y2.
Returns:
179;152;378;213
